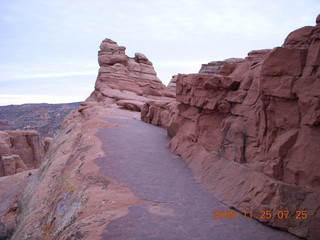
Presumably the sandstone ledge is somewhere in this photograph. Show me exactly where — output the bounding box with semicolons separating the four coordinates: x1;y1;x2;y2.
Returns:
141;18;320;239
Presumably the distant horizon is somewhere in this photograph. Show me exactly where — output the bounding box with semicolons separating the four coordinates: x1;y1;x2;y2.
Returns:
0;101;82;107
1;0;319;105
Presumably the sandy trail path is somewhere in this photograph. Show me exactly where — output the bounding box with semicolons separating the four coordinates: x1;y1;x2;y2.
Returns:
95;116;297;240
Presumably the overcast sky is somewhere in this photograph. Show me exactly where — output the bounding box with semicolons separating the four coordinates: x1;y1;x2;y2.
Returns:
0;0;319;105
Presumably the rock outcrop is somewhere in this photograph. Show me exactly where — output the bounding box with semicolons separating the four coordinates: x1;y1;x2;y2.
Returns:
87;38;173;110
0;130;45;177
199;58;244;74
141;16;320;239
0;170;37;240
2;39;174;240
2;16;320;240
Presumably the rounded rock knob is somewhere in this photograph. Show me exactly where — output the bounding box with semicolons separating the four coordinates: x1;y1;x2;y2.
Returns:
316;14;320;25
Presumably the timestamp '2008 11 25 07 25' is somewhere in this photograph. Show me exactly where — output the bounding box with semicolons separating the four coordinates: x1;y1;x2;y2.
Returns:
211;210;307;220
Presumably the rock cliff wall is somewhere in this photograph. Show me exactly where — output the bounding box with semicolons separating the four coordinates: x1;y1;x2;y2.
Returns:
2;18;319;239
142;17;320;239
0;130;45;177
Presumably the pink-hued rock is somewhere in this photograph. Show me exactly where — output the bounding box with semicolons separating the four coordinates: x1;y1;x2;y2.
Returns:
0;170;37;240
116;99;145;112
2;156;16;176
283;25;320;49
88;38;168;112
12;154;28;173
141;15;320;239
8;101;143;240
162;75;177;98
0;130;45;177
4;16;320;240
4;38;175;240
5;130;45;169
199;58;243;74
44;137;53;153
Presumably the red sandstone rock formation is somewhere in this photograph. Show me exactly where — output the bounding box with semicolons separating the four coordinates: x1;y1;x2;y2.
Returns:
2;17;320;240
44;137;53;153
141;16;320;239
2;38;171;240
87;38;172;111
199;58;244;74
0;130;45;177
0;170;37;239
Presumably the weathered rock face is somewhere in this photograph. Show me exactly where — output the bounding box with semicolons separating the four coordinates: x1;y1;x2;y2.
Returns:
88;38;172;111
199;58;244;74
4;19;320;239
3;39;172;240
141;17;320;239
0;170;37;240
165;75;178;98
0;130;45;177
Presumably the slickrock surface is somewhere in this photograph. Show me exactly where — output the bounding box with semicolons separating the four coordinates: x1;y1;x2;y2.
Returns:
95;116;296;240
6;101;298;239
0;130;45;177
0;170;37;239
142;16;320;239
2;16;319;239
3;39;182;240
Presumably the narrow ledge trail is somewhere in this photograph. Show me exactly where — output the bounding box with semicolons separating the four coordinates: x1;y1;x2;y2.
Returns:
95;116;297;240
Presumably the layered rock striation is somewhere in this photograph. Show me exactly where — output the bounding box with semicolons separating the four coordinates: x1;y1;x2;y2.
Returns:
2;39;172;240
87;38;173;110
0;130;45;177
142;17;320;239
2;17;319;240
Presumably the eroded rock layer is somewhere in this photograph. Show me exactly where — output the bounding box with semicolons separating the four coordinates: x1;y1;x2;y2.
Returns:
0;130;45;177
142;18;320;239
2;18;319;240
87;38;173;111
3;39;173;240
